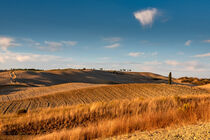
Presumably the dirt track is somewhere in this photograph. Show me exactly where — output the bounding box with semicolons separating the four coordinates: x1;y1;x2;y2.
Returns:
108;122;210;140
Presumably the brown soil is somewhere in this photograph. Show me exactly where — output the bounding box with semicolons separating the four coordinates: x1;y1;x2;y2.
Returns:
108;122;210;140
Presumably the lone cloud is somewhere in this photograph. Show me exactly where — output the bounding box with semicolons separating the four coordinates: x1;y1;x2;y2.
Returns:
134;8;158;27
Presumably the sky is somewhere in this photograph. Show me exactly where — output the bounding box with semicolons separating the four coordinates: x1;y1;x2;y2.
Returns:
0;0;210;78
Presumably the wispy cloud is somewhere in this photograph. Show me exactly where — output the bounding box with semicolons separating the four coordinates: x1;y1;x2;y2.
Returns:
38;40;77;52
144;60;161;65
61;41;77;46
128;52;144;57
103;37;121;43
0;37;20;51
0;51;68;63
165;60;179;66
134;8;158;27
203;40;210;43
194;53;210;58
39;41;63;52
0;50;73;69
104;43;120;49
22;38;40;46
164;60;207;73
45;41;62;47
185;40;192;46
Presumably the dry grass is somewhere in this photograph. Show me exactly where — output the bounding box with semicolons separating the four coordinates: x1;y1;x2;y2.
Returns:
178;77;210;85
198;84;210;91
0;94;209;140
0;83;208;114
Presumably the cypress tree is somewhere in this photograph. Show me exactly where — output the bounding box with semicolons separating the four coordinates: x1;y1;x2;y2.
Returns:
168;72;172;85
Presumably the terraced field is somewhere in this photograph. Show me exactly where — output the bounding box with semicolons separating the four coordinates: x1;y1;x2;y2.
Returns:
0;71;11;85
0;83;106;102
0;83;208;114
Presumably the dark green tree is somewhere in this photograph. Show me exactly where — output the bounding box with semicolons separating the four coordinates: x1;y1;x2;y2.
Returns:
168;72;172;85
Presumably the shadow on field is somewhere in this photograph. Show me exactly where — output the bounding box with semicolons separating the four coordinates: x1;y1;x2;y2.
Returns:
14;70;168;87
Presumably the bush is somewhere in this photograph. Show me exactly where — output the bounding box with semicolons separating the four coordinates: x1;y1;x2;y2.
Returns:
106;81;121;84
111;71;124;75
17;109;27;115
152;78;162;81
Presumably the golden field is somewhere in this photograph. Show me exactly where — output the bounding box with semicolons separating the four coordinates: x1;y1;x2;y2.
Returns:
0;69;209;140
0;83;208;114
0;94;209;140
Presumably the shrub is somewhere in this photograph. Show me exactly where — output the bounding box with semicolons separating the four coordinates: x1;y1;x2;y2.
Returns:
17;109;27;115
152;78;162;81
111;71;124;75
106;81;121;84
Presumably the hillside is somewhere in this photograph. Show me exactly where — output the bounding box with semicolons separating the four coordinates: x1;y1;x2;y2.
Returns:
1;94;209;139
198;83;210;89
0;69;169;95
0;69;209;139
178;77;210;85
0;83;208;114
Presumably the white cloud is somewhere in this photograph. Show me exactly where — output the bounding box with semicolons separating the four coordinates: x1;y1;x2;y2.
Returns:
0;51;72;64
194;53;210;58
164;60;207;73
0;57;4;63
165;60;179;66
203;40;210;43
128;52;144;57
134;8;158;26
0;37;20;51
181;61;206;72
104;43;120;49
15;55;31;62
103;37;121;43
185;40;192;46
61;41;77;46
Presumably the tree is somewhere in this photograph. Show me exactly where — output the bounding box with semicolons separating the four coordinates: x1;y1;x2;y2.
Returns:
168;72;172;85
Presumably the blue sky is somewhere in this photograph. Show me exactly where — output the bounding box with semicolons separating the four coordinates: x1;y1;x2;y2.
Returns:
0;0;210;78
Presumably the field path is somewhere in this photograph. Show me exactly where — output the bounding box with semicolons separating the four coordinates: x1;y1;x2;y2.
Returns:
9;71;16;84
